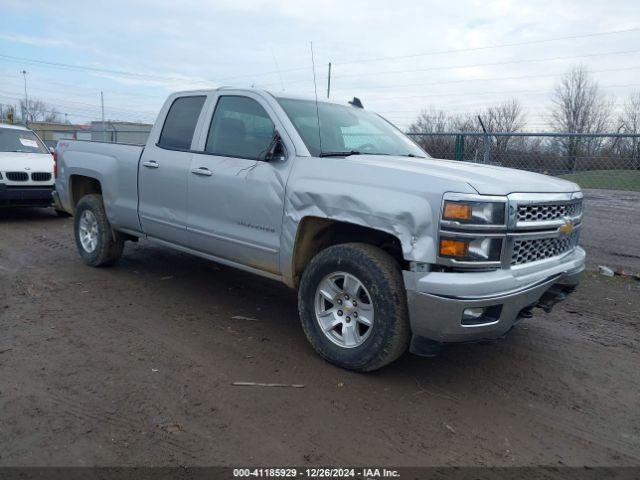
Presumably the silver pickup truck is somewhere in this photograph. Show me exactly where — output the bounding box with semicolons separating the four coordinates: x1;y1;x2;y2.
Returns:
54;88;585;371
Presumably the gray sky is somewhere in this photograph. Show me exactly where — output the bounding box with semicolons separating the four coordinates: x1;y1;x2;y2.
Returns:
1;0;639;130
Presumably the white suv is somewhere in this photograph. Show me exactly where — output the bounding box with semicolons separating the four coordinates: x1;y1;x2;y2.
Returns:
0;123;57;210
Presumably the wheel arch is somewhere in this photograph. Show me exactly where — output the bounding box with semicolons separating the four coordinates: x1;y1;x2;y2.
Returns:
289;216;407;289
69;174;102;211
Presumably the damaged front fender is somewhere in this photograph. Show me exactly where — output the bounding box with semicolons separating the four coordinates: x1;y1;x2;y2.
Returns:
279;155;477;286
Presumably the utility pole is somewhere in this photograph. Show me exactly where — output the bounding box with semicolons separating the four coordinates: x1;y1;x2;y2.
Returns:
101;91;106;142
21;70;28;125
326;62;332;99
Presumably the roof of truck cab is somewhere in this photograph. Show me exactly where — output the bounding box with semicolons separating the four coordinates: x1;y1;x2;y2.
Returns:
170;87;349;107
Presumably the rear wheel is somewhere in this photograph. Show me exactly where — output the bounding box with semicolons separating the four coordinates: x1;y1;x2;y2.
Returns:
74;194;124;267
298;243;410;371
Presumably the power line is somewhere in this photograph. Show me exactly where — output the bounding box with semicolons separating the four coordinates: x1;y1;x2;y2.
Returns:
332;27;640;65
255;48;640;90
329;49;640;80
5;57;637;113
0;88;157;117
2;26;638;102
3;26;638;93
0;52;214;85
0;92;156;122
0;98;147;122
332;65;640;92
0;52;308;87
378;104;628;115
364;82;640;101
0;71;168;108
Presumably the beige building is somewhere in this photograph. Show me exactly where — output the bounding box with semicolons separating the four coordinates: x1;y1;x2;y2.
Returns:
91;121;152;145
28;122;91;149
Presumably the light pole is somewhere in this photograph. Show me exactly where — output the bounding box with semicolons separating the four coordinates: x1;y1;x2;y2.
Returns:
21;70;28;125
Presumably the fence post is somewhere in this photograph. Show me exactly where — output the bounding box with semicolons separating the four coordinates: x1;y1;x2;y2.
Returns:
454;134;465;161
482;134;491;164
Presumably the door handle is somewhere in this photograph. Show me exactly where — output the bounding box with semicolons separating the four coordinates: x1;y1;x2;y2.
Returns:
143;160;159;169
191;167;213;176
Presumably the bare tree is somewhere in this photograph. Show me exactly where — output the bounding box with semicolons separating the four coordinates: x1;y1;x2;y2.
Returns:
550;65;613;170
616;91;640;169
408;101;527;161
408;108;469;158
479;99;527;154
0;104;15;122
409;108;458;134
19;98;62;124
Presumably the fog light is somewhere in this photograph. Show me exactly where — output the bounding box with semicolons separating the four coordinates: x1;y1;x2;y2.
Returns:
462;307;485;321
462;305;503;326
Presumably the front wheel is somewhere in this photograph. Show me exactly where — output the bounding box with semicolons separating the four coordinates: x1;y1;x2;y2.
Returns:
298;243;410;372
74;194;124;267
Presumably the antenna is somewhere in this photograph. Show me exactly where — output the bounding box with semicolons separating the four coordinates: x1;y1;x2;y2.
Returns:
348;97;364;108
477;115;491;164
310;41;323;154
270;47;285;91
477;115;488;134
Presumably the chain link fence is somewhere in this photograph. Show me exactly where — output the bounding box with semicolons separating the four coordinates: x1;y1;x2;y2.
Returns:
407;132;640;192
18;124;640;192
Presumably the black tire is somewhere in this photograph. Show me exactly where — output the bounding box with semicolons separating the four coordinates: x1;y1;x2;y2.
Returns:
74;194;124;267
298;243;410;372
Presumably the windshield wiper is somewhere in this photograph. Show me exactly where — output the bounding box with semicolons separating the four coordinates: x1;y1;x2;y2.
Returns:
319;150;362;157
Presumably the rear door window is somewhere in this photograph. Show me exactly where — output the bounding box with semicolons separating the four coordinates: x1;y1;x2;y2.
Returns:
158;96;206;150
205;96;275;160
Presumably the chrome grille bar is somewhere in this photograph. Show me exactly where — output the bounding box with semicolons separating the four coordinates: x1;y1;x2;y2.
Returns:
511;230;580;265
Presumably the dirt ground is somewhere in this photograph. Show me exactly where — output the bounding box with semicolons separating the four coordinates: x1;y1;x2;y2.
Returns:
0;197;639;467
581;189;640;274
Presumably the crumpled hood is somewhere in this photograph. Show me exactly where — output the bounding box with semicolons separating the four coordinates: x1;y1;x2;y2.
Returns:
0;152;54;173
347;155;580;195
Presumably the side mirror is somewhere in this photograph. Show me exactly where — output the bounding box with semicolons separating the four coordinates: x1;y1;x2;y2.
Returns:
264;131;286;162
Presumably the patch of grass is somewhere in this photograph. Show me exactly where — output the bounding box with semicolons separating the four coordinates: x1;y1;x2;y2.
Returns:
560;169;640;191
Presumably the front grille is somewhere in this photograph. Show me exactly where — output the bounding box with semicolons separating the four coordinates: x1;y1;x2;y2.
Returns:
517;201;582;223
5;171;29;182
511;231;579;265
31;172;52;182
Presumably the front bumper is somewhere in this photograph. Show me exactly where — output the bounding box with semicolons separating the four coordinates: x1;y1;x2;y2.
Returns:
404;247;585;343
0;184;54;207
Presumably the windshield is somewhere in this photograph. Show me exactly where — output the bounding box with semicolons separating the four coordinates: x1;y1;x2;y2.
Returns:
0;127;49;154
276;98;427;158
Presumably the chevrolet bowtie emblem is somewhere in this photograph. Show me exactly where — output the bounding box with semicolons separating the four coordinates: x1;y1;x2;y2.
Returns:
559;218;575;236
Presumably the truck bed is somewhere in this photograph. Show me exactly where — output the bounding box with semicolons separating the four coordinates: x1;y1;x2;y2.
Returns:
56;139;145;232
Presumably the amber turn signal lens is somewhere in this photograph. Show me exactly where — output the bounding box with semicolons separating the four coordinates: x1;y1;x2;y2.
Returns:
443;202;472;220
439;239;469;258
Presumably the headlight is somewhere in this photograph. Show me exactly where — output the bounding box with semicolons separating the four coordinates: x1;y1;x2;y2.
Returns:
442;200;505;225
439;236;503;262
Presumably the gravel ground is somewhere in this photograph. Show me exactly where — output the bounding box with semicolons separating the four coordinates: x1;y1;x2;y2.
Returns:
0;199;639;467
